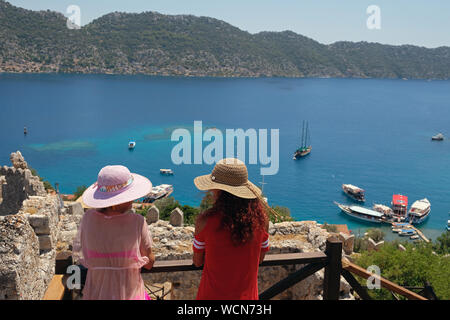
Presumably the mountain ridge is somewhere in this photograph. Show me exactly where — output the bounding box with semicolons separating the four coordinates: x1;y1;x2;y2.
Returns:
0;0;449;79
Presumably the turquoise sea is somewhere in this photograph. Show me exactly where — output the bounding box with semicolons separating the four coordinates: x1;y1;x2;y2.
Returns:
1;74;450;240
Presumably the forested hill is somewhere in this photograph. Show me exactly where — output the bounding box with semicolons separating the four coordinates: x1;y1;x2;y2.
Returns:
1;0;449;79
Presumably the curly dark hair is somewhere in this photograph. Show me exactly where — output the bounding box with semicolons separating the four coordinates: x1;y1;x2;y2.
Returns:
201;190;268;246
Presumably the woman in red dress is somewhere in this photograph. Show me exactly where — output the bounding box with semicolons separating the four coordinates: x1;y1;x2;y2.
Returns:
192;158;270;300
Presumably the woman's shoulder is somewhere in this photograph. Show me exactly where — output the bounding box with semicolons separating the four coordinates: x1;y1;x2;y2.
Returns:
194;211;221;235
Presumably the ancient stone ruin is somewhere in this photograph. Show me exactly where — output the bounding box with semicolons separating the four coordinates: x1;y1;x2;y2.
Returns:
0;151;46;217
0;152;81;300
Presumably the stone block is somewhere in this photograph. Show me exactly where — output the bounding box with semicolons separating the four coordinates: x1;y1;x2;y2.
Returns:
27;214;50;235
169;208;183;227
146;206;159;224
367;237;383;251
0;214;50;300
38;235;53;251
339;232;355;255
67;202;83;216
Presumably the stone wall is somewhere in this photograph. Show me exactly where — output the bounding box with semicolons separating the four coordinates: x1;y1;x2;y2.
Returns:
0;151;46;216
0;152;62;300
0;215;47;299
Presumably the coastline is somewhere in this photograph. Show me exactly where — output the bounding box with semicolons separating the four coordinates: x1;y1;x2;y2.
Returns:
1;70;449;81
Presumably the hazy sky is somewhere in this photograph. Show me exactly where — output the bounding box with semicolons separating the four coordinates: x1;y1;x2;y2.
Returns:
7;0;450;48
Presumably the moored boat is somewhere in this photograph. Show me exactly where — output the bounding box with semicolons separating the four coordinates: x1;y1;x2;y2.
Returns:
143;184;173;203
160;168;174;175
399;229;416;237
342;184;365;202
334;202;383;223
373;204;394;217
408;198;431;224
293;120;312;159
128;141;136;149
431;133;444;141
392;194;408;220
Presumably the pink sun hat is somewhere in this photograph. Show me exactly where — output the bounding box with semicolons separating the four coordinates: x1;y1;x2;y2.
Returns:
82;165;152;208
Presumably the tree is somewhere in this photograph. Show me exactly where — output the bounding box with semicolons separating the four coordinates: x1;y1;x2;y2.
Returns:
73;185;87;200
355;236;450;300
433;232;450;255
366;228;385;242
268;205;293;223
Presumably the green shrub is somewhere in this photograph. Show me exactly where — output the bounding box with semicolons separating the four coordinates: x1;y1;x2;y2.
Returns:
73;185;87;200
433;231;450;255
153;196;199;226
355;235;450;300
366;228;385;242
268;205;293;223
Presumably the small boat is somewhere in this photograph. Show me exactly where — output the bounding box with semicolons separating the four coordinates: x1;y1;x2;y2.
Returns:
24;126;27;135
293;120;312;159
334;202;384;223
431;133;444;141
160;169;174;175
373;204;394;217
392;228;401;233
410;235;420;240
342;184;365;202
143;184;173;203
399;229;416;237
408;198;431;224
128;141;136;149
447;220;450;231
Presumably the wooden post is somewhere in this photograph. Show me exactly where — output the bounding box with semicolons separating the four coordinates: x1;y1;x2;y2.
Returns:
323;238;342;300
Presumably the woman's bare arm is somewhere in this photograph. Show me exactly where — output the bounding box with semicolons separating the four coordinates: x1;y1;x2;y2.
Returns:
143;248;155;270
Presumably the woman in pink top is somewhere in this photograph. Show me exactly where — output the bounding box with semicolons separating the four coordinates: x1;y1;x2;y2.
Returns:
73;165;155;300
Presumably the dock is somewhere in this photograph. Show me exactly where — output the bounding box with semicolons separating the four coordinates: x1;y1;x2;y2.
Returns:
408;225;430;243
388;221;430;243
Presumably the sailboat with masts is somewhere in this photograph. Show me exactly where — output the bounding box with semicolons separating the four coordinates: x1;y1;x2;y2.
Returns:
293;120;312;159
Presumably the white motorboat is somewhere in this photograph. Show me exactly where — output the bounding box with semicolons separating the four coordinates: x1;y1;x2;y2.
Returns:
143;184;173;203
128;141;136;149
160;169;174;175
408;198;431;224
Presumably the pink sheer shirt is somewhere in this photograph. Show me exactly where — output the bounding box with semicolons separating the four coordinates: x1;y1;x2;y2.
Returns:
73;209;153;300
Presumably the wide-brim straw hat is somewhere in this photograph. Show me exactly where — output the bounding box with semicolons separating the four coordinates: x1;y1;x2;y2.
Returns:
194;158;262;199
82;165;152;208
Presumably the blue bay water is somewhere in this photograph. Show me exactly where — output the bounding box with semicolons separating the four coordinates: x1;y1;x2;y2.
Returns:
1;74;450;240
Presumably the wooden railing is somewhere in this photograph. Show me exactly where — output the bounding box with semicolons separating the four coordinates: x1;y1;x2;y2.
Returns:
46;238;432;300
